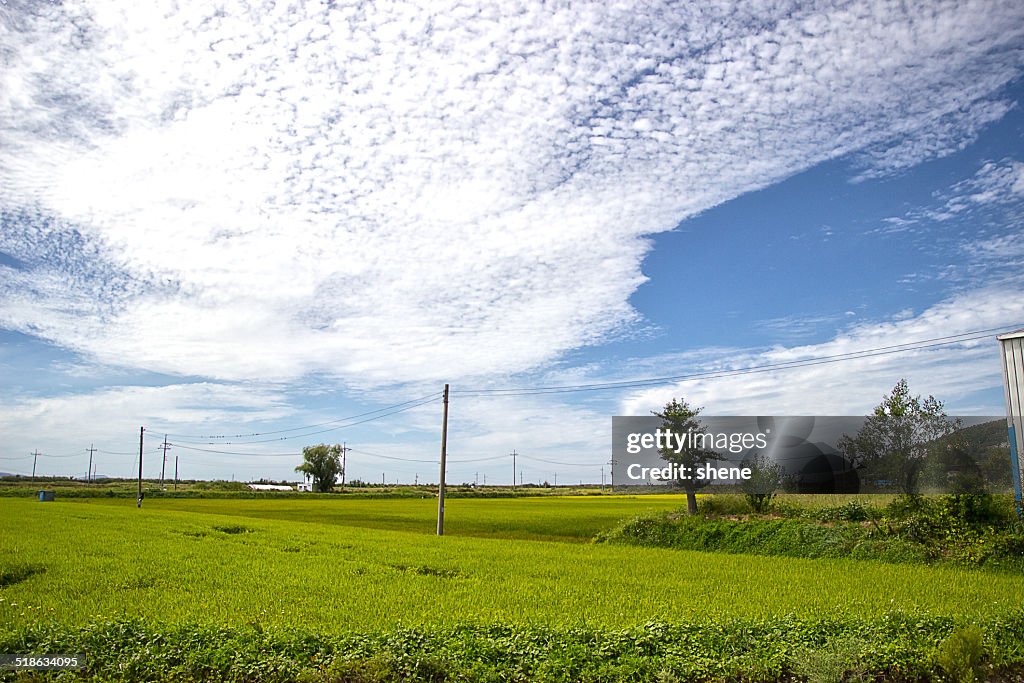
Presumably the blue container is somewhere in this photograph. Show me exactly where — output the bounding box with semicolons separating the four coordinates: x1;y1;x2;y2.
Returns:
38;490;55;502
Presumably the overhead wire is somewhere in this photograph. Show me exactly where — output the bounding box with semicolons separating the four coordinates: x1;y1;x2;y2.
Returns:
161;391;443;442
451;325;1019;397
519;454;605;467
166;394;441;445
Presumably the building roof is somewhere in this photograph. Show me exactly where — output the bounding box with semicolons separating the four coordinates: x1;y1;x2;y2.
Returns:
997;329;1024;342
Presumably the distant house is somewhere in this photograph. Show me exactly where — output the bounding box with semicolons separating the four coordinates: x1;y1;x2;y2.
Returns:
247;483;293;492
296;482;314;492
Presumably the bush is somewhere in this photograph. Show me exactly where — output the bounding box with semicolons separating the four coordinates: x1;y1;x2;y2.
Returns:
936;625;985;683
791;636;868;683
698;495;751;516
815;501;876;523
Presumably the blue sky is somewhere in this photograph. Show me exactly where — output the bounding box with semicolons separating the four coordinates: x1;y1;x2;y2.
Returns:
1;1;1023;484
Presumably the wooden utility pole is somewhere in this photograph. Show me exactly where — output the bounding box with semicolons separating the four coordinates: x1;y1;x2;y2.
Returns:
340;442;348;491
159;435;170;488
31;450;39;482
137;426;145;508
87;444;96;483
436;384;449;536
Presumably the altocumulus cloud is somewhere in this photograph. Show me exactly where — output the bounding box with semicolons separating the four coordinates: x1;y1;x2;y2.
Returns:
1;0;1023;385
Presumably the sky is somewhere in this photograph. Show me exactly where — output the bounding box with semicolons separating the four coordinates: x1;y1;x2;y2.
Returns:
1;0;1023;485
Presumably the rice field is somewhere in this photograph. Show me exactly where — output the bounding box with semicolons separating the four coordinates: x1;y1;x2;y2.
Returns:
1;495;1021;635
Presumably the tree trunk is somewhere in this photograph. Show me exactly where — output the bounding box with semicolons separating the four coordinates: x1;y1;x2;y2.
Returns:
686;490;698;515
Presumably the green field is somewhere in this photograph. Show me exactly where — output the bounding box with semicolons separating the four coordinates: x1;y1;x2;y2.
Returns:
3;495;1022;630
2;495;1024;680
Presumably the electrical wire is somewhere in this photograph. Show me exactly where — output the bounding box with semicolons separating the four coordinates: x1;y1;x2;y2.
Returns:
161;392;443;441
518;454;605;467
170;444;303;457
452;325;1019;397
168;394;441;445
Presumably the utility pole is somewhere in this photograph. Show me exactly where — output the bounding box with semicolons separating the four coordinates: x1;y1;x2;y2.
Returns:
159;436;170;488
436;383;449;536
137;426;145;508
609;458;617;489
601;466;605;488
87;444;96;483
31;450;39;482
174;456;179;491
340;442;348;491
511;450;517;489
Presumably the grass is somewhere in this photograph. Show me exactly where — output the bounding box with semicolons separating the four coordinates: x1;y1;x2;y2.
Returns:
4;495;1024;680
65;493;688;541
599;493;1024;572
3;496;1024;634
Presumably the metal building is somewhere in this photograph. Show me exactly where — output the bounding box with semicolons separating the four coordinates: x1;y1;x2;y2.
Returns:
998;329;1024;517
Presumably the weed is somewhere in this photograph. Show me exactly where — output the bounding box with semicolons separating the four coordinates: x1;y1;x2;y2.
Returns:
936;625;985;683
791;637;868;683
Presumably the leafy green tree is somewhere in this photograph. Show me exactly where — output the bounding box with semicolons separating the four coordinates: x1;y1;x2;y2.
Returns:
838;379;958;498
653;398;721;515
295;444;343;493
741;451;785;513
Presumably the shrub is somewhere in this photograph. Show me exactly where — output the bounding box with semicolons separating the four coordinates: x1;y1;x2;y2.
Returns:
790;636;868;683
935;625;985;683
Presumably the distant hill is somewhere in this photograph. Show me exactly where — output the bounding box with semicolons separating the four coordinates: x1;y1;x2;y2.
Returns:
954;418;1009;448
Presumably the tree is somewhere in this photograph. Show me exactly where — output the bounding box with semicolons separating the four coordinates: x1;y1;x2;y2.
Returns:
653;398;721;515
741;451;785;513
838;379;958;498
295;444;343;493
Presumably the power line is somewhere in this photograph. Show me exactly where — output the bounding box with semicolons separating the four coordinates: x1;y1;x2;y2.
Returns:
452;325;1020;397
519;454;605;467
168;398;441;459
348;448;523;465
165;394;441;445
347;447;434;463
161;392;443;442
171;444;302;457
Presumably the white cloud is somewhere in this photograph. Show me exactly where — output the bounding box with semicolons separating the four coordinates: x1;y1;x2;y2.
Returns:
1;0;1023;390
620;284;1024;416
0;383;296;476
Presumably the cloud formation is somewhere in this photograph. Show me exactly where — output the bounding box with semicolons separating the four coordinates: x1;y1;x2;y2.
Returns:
2;0;1023;388
620;283;1024;416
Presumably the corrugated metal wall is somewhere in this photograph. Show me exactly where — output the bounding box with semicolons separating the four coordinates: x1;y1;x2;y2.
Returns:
999;331;1024;513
